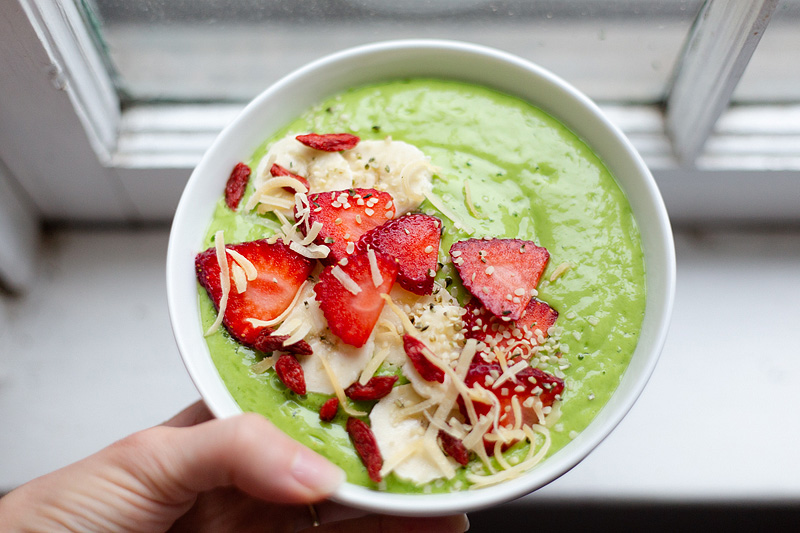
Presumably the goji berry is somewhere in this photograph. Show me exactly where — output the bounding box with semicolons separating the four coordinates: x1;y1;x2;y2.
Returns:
319;397;339;422
274;354;306;395
346;417;383;483
438;430;470;466
403;335;445;383
270;163;310;193
253;330;313;356
296;133;360;152
345;375;398;401
224;162;251;211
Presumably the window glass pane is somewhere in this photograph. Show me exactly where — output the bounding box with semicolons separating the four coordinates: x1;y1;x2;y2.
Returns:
81;0;702;105
733;0;800;103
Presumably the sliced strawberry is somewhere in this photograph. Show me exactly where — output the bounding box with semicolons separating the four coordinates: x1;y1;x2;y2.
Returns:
466;362;564;410
403;334;445;383
450;238;549;321
314;248;398;347
224;162;251;211
358;214;442;295
459;361;564;453
270;163;310;193
296;133;360;152
195;239;314;347
301;188;396;264
463;297;558;362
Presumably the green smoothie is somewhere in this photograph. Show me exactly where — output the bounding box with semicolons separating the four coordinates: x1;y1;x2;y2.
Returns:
199;79;646;493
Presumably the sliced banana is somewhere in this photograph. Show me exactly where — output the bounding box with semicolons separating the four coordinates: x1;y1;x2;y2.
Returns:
251;135;434;216
370;384;452;484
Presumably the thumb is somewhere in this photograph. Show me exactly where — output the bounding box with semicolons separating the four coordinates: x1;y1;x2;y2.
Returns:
127;412;345;506
0;413;346;532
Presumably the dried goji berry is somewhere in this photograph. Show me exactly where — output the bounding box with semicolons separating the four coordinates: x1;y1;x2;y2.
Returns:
296;133;360;152
403;335;445;383
438;429;470;466
319;397;339;422
345;375;398;402
225;162;251;211
253;329;313;356
270;163;310;193
274;354;306;395
346;417;382;483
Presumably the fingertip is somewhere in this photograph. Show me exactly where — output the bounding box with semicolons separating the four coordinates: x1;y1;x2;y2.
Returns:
210;413;344;503
430;514;470;533
290;447;346;496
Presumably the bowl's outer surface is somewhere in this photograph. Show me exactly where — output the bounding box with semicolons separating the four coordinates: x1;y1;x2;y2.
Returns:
166;39;676;516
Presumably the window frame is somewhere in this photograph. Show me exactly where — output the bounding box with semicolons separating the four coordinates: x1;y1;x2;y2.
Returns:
0;0;796;290
0;0;135;222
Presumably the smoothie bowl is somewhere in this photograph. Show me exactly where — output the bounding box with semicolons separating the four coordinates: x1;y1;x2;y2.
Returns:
166;39;675;516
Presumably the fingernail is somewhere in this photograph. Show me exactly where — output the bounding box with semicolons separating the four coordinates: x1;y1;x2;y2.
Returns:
291;448;345;494
451;515;470;532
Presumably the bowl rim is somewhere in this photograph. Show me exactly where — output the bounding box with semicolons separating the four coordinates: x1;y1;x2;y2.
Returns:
166;38;676;516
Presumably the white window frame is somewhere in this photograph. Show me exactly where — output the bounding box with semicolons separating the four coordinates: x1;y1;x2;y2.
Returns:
0;0;796;290
0;0;136;224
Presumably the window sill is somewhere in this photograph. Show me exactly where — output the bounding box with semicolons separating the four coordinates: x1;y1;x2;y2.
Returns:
113;103;800;224
1;226;798;498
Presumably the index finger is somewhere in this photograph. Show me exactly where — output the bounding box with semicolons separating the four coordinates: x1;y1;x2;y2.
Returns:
162;400;214;427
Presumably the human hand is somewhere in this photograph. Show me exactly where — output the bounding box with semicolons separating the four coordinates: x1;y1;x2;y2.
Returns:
0;401;468;532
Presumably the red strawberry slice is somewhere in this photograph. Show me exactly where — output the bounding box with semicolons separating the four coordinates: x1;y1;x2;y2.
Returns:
314;248;398;347
296;133;360;152
270;163;310;193
195;239;314;348
301;188;396;264
224;162;251;211
463;298;558;362
450;238;549;321
466;363;564;410
358;213;442;295
459;362;564;453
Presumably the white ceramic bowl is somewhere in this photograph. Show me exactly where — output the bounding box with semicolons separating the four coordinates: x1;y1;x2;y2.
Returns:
166;39;675;517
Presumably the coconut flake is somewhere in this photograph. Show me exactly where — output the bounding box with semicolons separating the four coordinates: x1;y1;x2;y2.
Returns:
226;248;258;281
367;247;384;288
331;265;362;295
231;262;247;294
244;281;308;328
289;240;330;259
549;262;573;282
283;321;312;347
463;180;482;219
423;191;474;235
302;221;324;246
205;231;230;336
